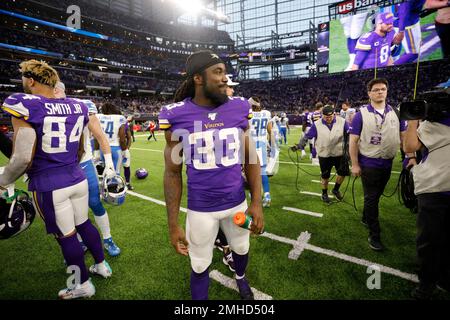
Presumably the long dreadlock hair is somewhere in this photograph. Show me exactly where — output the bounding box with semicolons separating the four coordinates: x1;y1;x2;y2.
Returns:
174;76;196;102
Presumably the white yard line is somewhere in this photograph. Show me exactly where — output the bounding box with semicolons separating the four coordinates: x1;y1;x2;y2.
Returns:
127;190;187;213
261;232;418;283
282;206;323;218
209;270;273;300
127;190;419;285
300;191;335;199
312;179;335;185
131;147;163;153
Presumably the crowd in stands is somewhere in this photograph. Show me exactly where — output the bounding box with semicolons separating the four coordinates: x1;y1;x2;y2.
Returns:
0;25;186;74
235;60;450;113
1;0;233;46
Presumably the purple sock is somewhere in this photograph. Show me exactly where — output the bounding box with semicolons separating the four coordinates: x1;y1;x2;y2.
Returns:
394;53;418;65
124;167;131;183
57;234;89;284
190;268;209;300
76;220;105;264
347;38;358;54
232;252;249;277
311;147;317;158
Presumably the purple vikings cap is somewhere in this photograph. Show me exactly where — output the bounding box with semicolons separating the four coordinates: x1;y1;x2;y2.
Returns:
376;12;394;25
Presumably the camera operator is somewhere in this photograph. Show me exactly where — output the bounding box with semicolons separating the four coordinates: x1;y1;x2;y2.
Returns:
292;105;349;204
349;78;407;252
403;107;450;299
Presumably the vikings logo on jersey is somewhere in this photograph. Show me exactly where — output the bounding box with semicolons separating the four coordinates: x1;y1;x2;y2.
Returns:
158;97;252;212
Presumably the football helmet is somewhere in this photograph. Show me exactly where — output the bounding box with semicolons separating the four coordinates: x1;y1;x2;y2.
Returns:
101;175;127;205
135;168;148;179
0;190;36;239
95;160;105;177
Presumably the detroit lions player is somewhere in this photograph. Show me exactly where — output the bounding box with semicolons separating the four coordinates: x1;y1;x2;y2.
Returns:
279;112;290;145
248;97;272;207
54;82;121;257
122;120;133;190
0;60;111;299
160;50;264;300
96;103;127;175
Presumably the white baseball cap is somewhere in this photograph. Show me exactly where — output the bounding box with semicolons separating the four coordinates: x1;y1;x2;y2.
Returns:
226;74;239;87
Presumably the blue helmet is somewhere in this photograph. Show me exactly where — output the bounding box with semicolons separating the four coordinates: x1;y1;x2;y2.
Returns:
0;190;36;239
135;168;148;179
101;175;127;206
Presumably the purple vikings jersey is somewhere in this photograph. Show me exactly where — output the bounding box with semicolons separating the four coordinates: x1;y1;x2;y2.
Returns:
2;93;89;192
355;30;396;69
159;97;253;212
396;0;426;30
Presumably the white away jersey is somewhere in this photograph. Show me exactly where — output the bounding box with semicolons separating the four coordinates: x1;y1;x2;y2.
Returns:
250;109;271;146
96;113;126;147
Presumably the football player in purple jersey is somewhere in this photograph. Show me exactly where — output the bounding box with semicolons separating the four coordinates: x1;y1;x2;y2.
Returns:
392;0;427;65
160;51;264;300
425;0;450;59
0;60;111;299
352;12;397;70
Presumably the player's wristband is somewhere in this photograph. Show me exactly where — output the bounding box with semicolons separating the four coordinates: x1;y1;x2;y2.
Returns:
104;153;114;169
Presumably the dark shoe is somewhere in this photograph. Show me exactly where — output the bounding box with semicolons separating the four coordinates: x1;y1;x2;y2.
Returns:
361;218;368;228
368;236;385;251
411;282;436;300
437;280;450;293
331;189;344;201
321;193;332;204
126;183;134;191
236;277;254;300
222;250;235;273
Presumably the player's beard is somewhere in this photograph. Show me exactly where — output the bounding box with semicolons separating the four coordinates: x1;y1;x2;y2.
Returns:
202;82;228;107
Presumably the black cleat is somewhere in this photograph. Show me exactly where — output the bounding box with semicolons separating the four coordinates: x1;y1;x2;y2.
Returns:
331;189;344;201
411;282;436;300
321;193;332;204
126;183;134;191
222;250;236;273
236;277;254;300
368;236;385;251
361;218;368;228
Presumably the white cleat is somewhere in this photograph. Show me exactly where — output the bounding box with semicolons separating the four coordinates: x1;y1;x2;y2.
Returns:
89;260;112;279
301;150;306;159
58;279;95;300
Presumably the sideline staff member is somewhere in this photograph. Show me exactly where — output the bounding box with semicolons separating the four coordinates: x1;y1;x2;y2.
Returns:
293;105;349;203
404;114;450;299
349;78;406;251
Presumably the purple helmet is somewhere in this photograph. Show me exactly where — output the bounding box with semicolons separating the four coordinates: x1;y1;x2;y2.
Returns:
135;168;148;179
0;190;36;239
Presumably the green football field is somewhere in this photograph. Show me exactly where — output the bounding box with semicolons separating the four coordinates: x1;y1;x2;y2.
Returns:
1;127;449;300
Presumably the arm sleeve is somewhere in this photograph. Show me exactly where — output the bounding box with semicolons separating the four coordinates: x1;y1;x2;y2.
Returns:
158;105;172;130
353;50;370;67
305;123;318;140
349;112;363;136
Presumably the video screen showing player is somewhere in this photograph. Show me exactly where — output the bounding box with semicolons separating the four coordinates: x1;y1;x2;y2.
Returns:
328;1;443;73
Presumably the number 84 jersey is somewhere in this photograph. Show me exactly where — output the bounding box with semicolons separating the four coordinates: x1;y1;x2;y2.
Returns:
2;93;89;192
158;97;252;212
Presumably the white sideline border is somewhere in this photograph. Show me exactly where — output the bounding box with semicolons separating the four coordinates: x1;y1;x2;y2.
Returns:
282;206;323;218
127;190;419;287
209;270;273;300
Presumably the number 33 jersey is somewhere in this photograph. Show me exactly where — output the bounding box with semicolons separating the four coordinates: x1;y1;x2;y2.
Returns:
159;97;253;212
2;93;89;192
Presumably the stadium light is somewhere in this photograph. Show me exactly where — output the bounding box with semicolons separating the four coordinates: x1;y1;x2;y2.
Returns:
169;0;230;23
